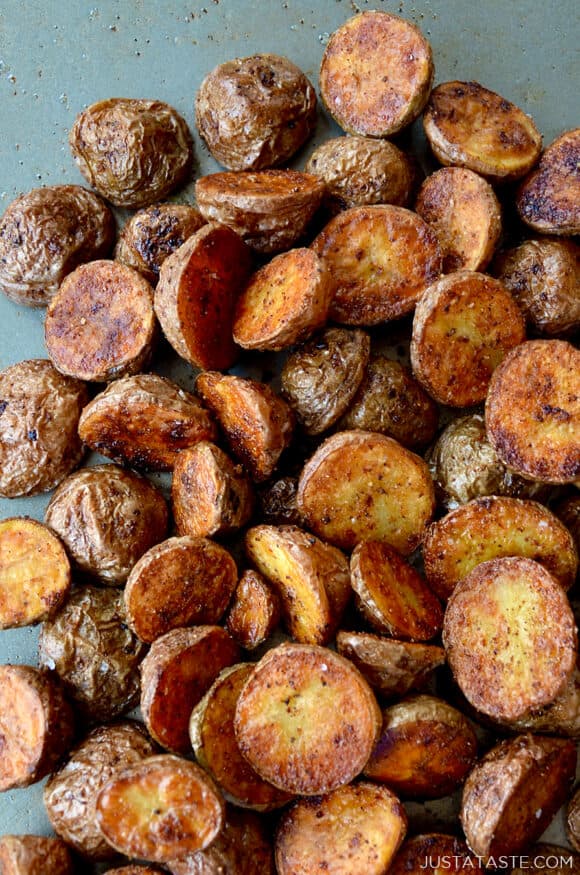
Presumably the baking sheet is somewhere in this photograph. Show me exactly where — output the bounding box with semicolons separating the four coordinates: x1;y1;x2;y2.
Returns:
0;0;578;861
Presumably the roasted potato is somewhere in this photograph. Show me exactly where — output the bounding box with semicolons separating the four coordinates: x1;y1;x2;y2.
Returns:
0;835;74;875
39;585;146;723
195;53;316;171
280;328;370;435
258;476;303;527
389;834;474;875
517;128;580;235
115;203;206;285
0;359;87;498
226;570;281;650
319;11;433;137
69;97;193;208
423;81;542;182
502;663;580;738
45;464;168;585
0;665;74;792
0;185;114;307
492;238;580;336
569;788;580;853
44;720;157;861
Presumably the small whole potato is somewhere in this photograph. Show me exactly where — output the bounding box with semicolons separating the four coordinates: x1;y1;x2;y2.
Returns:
195;53;317;171
69;98;193;207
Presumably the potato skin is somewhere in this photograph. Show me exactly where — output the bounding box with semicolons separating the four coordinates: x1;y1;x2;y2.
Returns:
0;359;88;498
0;185;114;306
0;835;74;875
196;53;316;171
69;98;193;208
226;570;281;650
258;476;303;527
517;128;580;235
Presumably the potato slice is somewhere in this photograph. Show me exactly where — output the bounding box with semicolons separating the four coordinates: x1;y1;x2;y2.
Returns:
336;631;445;699
195;170;325;255
196;372;294;481
443;557;577;722
319;11;433;137
234;642;381;795
244;524;350;646
423;81;542;182
232;248;331;351
172;442;254;539
140;625;240;753
364;694;477;798
275;781;407;875
78;373;217;470
517;128;580;235
45;260;156;382
410;271;525;407
424;496;578;600
0;517;70;629
351;541;442;641
96;754;225;864
460;734;576;858
125;537;238;643
297;430;435;554
189;663;291;810
311;205;441;325
154;223;252;370
0;835;74;875
415;167;502;272
226;570;281;650
0;665;74;792
389;834;474;875
485;339;580;484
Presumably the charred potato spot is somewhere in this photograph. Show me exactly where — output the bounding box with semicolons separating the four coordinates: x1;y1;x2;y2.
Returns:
517;128;580;235
226;570;281;651
258;476;303;527
0;835;74;875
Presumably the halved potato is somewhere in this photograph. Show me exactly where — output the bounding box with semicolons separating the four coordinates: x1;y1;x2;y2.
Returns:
226;570;281;650
517;128;580;235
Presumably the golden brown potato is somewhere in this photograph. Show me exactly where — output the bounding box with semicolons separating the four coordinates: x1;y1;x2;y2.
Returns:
311;205;441;325
195;53;316;171
0;835;74;875
140;625;240;753
492;238;580;336
196;371;294;481
364;694;477;797
195;170;325;255
258;476;303;527
245;524;351;646
0;517;70;629
234;642;381;795
39;585;146;723
0;185;114;307
569;788;580;853
517;129;580;235
96;754;225;864
45;260;156;383
319;11;433;137
410;271;526;407
423;496;578;600
226;570;281;650
389;834;474;875
485;339;580;484
423;81;542;182
69;98;193;207
280;328;370;435
339;355;439;449
297;430;435;554
0;665;74;792
115;204;206;285
275;782;407;875
460;734;576;858
172;442;254;538
125;536;238;643
305;136;416;213
415;167;502;272
443;557;577;722
232;248;331;352
336;631;446;699
44;721;157;861
45;464;168;585
78;373;217;471
154;223;253;371
0;359;87;498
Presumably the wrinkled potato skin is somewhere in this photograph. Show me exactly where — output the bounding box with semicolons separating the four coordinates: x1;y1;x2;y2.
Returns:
517;129;580;235
0;185;114;307
69;98;193;208
115;204;206;285
39;586;147;723
44;464;168;585
0;835;74;875
258;476;303;527
0;359;88;498
44;721;156;861
196;53;316;171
